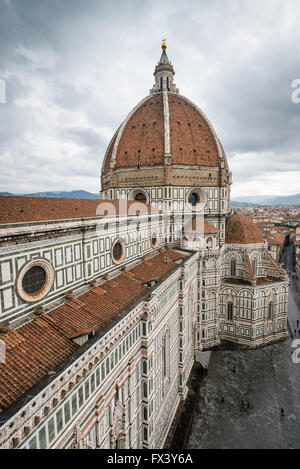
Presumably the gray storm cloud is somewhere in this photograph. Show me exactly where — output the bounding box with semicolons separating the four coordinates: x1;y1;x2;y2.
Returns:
0;0;300;197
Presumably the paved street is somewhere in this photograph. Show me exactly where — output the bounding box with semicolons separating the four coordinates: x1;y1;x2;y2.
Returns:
187;242;300;449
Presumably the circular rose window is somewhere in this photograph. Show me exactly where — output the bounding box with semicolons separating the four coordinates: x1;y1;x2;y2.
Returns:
186;188;207;211
17;259;54;302
22;266;47;295
188;192;199;206
111;239;126;264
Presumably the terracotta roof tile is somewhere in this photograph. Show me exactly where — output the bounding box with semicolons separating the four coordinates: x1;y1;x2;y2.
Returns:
43;275;148;339
114;94;165;169
0;319;78;411
266;237;281;246
102;93;225;173
168;95;219;166
0;249;187;412
0;197;155;224
266;251;286;276
127;249;187;284
226;211;263;244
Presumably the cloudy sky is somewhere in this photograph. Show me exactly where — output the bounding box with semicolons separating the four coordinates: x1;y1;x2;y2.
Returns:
0;0;300;197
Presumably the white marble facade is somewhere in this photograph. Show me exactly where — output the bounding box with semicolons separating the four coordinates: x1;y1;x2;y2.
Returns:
0;203;288;449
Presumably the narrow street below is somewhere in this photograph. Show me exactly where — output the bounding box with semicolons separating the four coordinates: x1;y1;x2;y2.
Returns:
187;241;300;449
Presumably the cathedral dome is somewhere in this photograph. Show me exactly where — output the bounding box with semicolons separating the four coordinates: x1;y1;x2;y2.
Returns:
102;93;225;174
101;43;231;191
225;211;263;244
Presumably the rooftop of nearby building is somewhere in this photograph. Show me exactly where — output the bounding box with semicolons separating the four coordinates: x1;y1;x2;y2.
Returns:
266;233;286;246
0;249;187;413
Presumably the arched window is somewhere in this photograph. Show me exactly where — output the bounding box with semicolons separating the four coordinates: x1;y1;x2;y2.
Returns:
160;77;163;90
227;302;233;321
162;337;166;377
252;259;257;276
166;76;170;91
230;259;236;277
162;333;169;379
116;434;125;449
206;237;213;248
268;302;274;320
115;385;119;404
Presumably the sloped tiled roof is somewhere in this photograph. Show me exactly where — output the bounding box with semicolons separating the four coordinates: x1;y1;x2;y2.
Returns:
0;318;78;411
0;197;155;225
266;237;281;246
43;275;148;340
0;249;187;412
265;251;286;276
127;249;187;284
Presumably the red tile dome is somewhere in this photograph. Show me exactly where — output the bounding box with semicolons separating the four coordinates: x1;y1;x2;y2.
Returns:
102;92;226;174
226;211;263;244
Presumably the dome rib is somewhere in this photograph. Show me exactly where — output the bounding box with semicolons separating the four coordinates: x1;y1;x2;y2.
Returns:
168;93;221;166
113;94;164;170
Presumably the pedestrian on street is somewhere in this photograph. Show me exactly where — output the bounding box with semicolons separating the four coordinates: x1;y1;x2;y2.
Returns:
221;396;225;403
247;402;250;409
233;366;236;373
281;408;285;417
297;320;299;327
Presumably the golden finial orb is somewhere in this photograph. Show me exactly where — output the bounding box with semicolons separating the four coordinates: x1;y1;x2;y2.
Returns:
161;38;167;50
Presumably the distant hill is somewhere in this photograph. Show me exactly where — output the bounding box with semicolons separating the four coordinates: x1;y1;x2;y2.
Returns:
0;190;99;199
230;200;259;207
232;193;300;206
